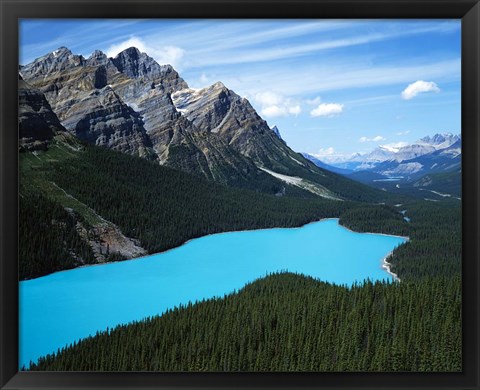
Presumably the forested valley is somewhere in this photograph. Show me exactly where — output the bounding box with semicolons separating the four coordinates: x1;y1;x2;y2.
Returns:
19;142;404;279
21;140;461;372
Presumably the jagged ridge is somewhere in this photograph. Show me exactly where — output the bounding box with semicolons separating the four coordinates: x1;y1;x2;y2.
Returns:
20;46;390;202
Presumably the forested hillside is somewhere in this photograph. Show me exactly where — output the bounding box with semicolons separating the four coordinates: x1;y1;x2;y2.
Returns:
19;140;407;279
29;272;461;372
24;179;462;371
20;138;461;373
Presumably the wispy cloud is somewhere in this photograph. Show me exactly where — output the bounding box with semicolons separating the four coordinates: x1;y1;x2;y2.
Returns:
172;21;460;70
20;20;144;64
344;94;397;107
215;59;459;99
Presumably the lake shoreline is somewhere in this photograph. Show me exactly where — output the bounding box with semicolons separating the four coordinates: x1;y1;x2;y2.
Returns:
20;217;409;367
21;217;409;281
382;254;401;282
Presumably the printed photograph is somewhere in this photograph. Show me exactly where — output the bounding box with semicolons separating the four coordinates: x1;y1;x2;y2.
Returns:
19;19;461;371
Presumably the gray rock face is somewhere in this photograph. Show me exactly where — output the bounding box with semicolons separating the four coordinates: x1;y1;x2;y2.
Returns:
19;78;66;150
20;47;85;80
86;50;120;80
172;82;233;132
171;82;311;174
112;47;159;79
67;87;155;158
20;46;340;197
21;48;155;159
155;64;189;93
86;50;109;67
111;47;187;93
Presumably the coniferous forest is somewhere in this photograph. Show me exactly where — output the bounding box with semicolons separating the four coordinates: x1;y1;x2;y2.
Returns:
19;143;404;279
20;140;462;372
29;273;461;372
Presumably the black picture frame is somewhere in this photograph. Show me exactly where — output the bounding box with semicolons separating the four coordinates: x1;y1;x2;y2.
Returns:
1;0;479;389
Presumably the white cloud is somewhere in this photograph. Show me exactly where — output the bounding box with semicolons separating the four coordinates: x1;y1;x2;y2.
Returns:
380;141;409;152
359;135;386;142
396;130;410;135
255;91;301;118
401;80;440;100
311;147;350;163
158;46;185;68
310;103;344;117
105;37;185;69
313;147;336;158
261;105;286;117
106;37;149;58
288;105;301;115
255;91;284;106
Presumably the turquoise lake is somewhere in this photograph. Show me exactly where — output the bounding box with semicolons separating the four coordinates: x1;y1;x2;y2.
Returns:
19;218;407;368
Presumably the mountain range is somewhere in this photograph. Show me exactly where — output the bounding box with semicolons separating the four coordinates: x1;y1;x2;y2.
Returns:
303;133;461;198
19;46;388;202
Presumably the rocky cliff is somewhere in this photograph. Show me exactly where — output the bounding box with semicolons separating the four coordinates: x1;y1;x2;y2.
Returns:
21;46;379;200
19;77;67;151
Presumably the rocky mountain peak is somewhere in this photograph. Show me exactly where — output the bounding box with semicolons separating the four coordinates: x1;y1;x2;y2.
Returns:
419;133;460;149
52;46;72;56
109;47;188;92
86;50;109;66
20;46;85;80
112;47;161;79
271;126;282;139
171;82;238;131
211;81;226;89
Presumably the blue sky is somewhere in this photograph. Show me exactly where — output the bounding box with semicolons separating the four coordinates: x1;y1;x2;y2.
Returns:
20;19;461;161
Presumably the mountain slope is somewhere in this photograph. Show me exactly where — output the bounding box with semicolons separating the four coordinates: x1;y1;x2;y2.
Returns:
170;81;391;202
20;48;302;195
21;46;394;202
366;140;461;180
21;134;401;279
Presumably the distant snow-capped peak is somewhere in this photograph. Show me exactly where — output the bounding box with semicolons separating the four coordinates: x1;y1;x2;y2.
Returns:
417;133;460;150
318;132;461;170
